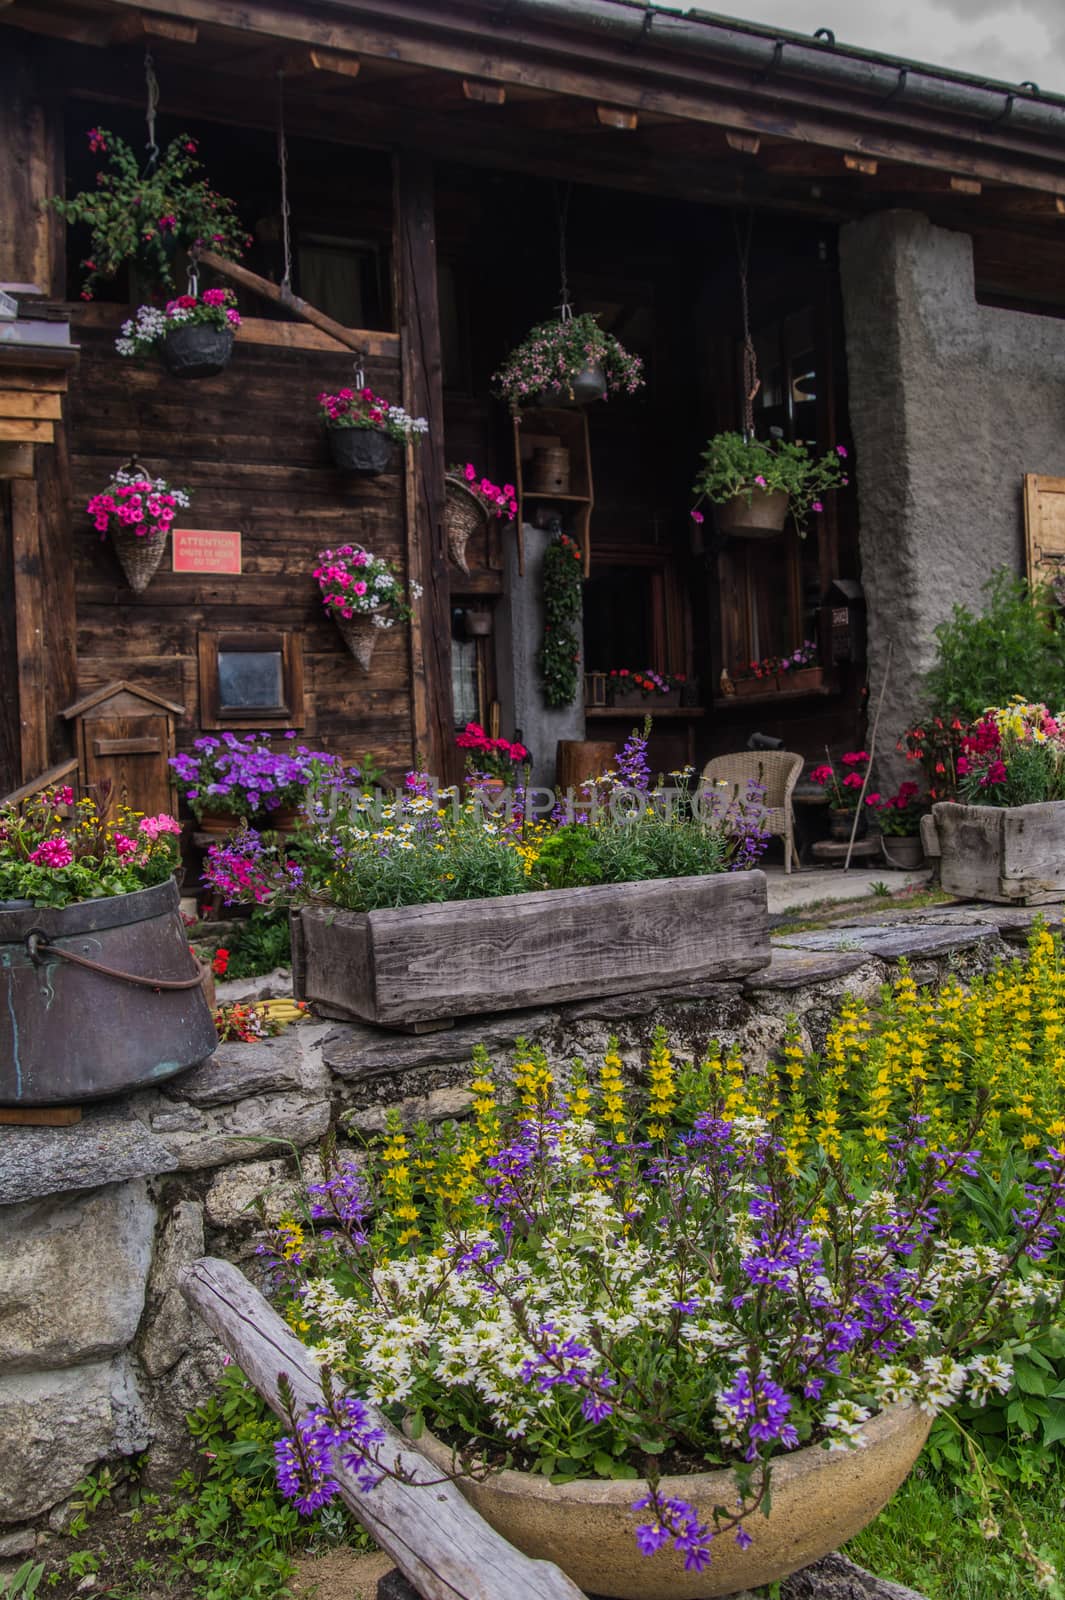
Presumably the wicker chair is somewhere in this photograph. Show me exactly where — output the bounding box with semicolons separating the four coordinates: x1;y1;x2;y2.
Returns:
700;751;804;873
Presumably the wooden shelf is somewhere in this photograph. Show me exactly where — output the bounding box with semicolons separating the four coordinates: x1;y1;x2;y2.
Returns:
713;685;837;710
522;492;592;503
585;706;707;719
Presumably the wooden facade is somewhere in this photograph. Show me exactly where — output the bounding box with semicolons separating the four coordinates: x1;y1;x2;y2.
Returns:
4;0;1065;806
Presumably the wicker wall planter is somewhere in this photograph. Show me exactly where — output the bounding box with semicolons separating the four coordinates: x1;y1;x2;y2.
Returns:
334;609;385;671
444;475;488;574
293;870;770;1028
111;526;168;594
923;800;1065;902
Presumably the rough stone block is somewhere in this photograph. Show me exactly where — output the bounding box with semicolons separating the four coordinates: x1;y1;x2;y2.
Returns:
0;1357;147;1523
0;1527;35;1558
0;1109;177;1207
0;1180;156;1370
167;1036;304;1109
744;947;872;991
139;1201;206;1379
346;1087;475;1136
144;1089;331;1170
775;923;998;961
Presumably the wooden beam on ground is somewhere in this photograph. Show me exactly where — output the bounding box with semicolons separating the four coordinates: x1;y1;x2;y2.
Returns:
179;1258;587;1600
110;11;198;44
196;249;377;356
394;150;454;787
11;478;47;782
462;78;505;104
596;105;637;130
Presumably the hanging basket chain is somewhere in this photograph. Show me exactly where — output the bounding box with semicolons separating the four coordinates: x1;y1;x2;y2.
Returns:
144;49;160;173
555;181;573;320
277;69;293;292
734;212;760;439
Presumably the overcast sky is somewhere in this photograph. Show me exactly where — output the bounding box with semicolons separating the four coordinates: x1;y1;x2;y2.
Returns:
714;1;1065;95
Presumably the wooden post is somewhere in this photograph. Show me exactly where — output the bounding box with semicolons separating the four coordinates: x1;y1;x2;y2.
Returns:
11;479;48;781
393;151;454;785
179;1258;587;1600
0;486;21;794
0;48;63;291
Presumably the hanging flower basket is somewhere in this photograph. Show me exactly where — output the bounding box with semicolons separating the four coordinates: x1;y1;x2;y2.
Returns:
327;425;394;476
493;311;644;409
162;323;235;379
314;544;422;674
691;433;849;540
535;362;607;408
86;464;191;595
318;386;427;476
116;290;241;381
444;476;487;575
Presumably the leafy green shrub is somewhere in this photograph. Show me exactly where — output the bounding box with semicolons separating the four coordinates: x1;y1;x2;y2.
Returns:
223;909;293;979
923;571;1065;721
533;824;604;889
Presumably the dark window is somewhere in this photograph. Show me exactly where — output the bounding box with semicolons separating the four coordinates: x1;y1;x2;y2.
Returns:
198;632;305;729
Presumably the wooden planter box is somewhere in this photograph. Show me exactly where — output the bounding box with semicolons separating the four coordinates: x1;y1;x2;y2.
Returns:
923;801;1065;903
608;687;682;709
733;675;779;698
292;872;770;1027
778;666;824;694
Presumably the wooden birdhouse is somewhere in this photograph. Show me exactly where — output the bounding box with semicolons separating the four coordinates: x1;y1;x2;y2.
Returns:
62;682;184;818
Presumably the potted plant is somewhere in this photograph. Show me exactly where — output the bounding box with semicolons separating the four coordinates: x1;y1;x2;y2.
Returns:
445;463;518;574
692;434;848;538
313;545;422;670
258;1019;1052;1598
776;639;823;693
809;750;869;840
318;385;428;475
51;127;250;300
872;780;928;869
455;722;529;792
169;732;340;832
86;463;191;593
606;669;687;709
0;788;214;1105
924;698;1065;900
731;655;781;698
538;532;584;708
115;288;241;378
493;310;644;409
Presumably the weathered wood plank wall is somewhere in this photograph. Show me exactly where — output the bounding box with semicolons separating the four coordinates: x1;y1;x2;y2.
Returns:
67;315;417;777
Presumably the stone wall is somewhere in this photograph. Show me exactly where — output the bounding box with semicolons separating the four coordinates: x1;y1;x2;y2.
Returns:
0;904;1051;1547
838;210;1065;784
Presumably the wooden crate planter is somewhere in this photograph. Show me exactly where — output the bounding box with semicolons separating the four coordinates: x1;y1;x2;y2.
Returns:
292;871;770;1027
923;801;1065;903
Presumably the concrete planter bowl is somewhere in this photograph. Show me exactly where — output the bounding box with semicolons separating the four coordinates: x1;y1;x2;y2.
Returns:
415;1403;930;1600
923;799;1065;902
292;871;771;1027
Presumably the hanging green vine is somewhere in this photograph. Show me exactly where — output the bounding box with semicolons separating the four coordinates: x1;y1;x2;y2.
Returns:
537;533;583;708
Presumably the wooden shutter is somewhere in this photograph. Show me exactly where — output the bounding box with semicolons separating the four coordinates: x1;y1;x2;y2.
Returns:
1023;475;1065;596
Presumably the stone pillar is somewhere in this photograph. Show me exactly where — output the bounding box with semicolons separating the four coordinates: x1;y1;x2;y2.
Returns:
839;210;1065;783
496;522;585;789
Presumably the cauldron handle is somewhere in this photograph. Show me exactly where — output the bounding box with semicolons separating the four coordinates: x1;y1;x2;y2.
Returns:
25;930;208;991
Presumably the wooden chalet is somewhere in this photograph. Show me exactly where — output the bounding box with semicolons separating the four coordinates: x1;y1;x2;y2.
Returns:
4;0;1065;812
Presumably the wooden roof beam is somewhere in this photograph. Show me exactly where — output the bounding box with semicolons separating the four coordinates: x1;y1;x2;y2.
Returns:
462;78;505;103
110;10;197;44
596;104;637;130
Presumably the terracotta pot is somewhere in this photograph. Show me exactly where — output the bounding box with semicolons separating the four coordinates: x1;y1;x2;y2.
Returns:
414;1404;930;1600
880;832;925;870
110;525;168;594
717;488;789;537
327;425;394;475
335;609;385;670
263;807;303;833
194;812;243;835
162;324;234;379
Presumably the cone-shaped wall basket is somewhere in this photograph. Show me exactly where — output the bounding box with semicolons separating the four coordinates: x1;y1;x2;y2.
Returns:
111;526;168;594
335;610;384;671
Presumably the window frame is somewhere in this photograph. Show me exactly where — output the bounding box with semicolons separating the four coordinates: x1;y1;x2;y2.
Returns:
197;630;305;730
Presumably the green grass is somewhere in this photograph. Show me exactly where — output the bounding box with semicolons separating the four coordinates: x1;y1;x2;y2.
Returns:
846;1457;1065;1599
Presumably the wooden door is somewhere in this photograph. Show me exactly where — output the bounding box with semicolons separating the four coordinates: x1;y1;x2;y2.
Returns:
82;715;173;817
1024;475;1065;596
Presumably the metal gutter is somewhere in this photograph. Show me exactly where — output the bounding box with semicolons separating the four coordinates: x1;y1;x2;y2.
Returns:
478;0;1065;141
